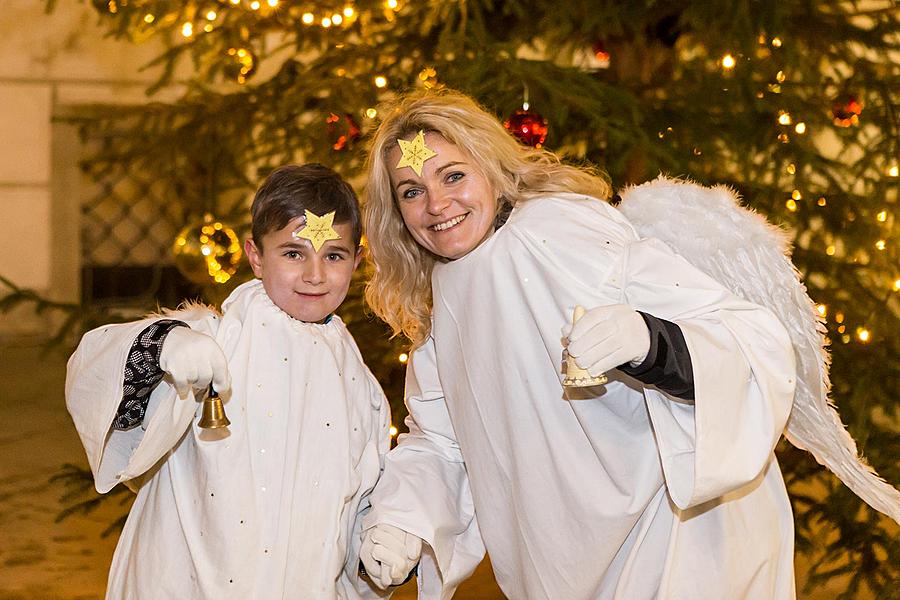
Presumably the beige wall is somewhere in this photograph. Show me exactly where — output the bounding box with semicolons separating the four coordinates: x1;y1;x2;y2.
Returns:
0;1;175;339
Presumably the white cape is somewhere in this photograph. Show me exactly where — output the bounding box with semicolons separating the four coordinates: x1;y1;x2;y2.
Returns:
67;279;390;599
365;194;798;599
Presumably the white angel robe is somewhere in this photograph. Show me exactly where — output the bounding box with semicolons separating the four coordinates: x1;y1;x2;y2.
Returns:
66;279;391;599
364;194;798;599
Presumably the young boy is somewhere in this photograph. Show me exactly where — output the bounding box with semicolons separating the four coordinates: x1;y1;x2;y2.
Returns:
66;164;391;599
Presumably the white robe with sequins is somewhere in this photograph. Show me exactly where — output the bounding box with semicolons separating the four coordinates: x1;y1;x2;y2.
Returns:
66;279;391;599
364;193;798;599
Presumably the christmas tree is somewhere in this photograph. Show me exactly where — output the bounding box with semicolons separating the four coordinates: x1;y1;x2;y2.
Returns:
27;0;900;595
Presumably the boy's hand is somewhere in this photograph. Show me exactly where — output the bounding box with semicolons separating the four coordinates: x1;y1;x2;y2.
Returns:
564;304;651;376
159;327;231;399
360;524;422;589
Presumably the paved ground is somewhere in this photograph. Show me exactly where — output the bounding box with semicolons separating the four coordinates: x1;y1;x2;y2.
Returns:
0;342;861;599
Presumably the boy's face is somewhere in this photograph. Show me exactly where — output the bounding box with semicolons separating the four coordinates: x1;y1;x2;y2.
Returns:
245;216;362;323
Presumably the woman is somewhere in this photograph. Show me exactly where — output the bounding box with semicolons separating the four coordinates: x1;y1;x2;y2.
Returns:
358;91;797;599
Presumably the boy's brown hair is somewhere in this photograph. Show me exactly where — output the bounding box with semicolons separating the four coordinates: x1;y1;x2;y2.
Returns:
250;164;362;251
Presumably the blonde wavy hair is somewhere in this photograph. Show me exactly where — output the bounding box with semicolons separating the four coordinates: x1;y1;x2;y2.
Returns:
364;90;612;346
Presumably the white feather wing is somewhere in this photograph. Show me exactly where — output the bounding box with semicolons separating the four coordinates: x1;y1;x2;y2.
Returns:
618;176;900;524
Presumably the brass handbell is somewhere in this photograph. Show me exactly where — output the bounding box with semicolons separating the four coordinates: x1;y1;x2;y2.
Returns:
198;387;231;429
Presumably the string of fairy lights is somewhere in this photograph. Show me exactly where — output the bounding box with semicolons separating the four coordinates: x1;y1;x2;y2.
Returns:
94;2;897;348
711;36;897;347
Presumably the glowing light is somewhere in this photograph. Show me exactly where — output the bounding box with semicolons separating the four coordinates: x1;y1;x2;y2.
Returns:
792;189;802;200
332;14;343;24
268;0;279;6
398;353;409;363
181;22;193;37
250;1;261;10
857;328;870;343
366;107;378;118
877;210;887;222
777;111;792;126
776;70;786;83
389;426;398;437
206;10;217;20
835;311;845;323
893;279;900;291
144;14;155;23
230;0;240;4
794;122;806;134
786;163;795;174
374;75;388;88
888;164;899;177
721;54;736;69
786;199;797;211
322;16;332;27
875;239;886;250
816;304;827;317
203;23;213;32
778;133;789;143
817;197;826;206
201;245;212;256
302;12;314;23
772;37;782;47
826;244;836;256
386;0;399;8
343;6;355;17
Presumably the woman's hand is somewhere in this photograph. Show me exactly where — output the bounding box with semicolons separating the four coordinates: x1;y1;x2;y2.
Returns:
564;304;651;376
360;523;422;589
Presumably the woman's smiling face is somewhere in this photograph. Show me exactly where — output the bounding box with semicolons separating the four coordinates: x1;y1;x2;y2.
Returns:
389;133;498;260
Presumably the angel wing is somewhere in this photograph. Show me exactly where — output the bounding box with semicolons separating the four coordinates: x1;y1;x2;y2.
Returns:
618;175;900;524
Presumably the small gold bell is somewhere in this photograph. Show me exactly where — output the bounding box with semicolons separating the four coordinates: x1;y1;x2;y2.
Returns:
563;305;608;388
198;388;231;429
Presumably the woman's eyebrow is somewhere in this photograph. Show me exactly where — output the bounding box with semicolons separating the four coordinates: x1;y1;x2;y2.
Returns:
435;161;465;175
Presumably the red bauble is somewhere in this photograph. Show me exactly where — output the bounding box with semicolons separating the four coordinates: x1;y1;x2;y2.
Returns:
326;113;361;151
831;94;863;128
504;109;549;148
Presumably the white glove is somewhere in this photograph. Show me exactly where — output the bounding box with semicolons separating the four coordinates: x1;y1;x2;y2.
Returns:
360;524;422;589
564;304;651;377
159;326;231;399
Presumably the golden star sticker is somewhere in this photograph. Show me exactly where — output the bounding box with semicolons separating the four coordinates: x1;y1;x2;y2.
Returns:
293;210;341;252
395;130;437;176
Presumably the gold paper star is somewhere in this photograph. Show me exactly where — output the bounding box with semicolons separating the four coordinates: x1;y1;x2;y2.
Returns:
293;210;341;252
395;130;437;176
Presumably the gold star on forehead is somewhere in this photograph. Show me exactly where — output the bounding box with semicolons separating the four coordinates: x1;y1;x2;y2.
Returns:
395;130;437;176
292;210;341;252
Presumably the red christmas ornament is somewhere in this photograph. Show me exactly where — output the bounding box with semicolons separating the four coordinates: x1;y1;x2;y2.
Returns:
831;93;863;128
592;40;611;65
504;108;549;148
326;113;361;151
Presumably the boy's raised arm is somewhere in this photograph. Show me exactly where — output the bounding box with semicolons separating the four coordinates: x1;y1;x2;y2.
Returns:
66;309;223;493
